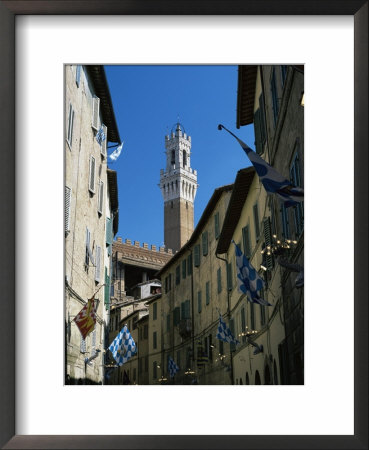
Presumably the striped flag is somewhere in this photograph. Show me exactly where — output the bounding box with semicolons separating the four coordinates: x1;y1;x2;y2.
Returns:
96;126;106;146
218;124;304;207
216;315;239;346
109;141;124;162
74;296;97;340
233;241;272;306
109;325;137;366
168;356;180;378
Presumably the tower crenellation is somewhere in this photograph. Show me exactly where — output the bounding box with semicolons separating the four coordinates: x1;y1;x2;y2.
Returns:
160;122;198;252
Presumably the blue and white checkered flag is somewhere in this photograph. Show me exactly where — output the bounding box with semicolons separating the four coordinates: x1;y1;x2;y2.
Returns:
108;141;124;162
233;240;272;306
96;126;106;146
218;124;304;207
216;314;239;345
109;325;136;366
168;356;179;378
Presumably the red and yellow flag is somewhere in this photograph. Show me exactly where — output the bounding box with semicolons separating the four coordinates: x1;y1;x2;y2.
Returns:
74;296;97;340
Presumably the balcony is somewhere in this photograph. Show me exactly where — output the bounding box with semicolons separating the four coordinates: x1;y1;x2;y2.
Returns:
178;318;191;339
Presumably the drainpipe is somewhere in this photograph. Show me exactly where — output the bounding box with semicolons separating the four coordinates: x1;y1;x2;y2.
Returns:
216;252;234;385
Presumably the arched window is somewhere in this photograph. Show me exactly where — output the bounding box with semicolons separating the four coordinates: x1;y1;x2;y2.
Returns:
246;372;250;385
171;150;175;165
183;151;187;167
240;378;243;385
255;370;261;385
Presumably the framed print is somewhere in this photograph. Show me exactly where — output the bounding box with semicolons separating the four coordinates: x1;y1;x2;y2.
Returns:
0;1;367;449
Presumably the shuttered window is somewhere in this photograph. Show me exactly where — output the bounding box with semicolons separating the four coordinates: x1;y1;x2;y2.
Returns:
91;328;96;356
101;124;108;157
175;265;180;285
104;268;110;310
242;225;251;258
153;302;157;320
253;203;260;241
254;108;263;155
227;262;233;291
214;212;220;239
194;244;200;267
263;217;274;269
197;291;202;313
153;331;157;349
106;217;113;246
202;231;208;256
65;186;71;234
80;334;87;353
181;300;190;319
281;203;290;239
173;307;180;326
205;281;210;305
182;259;187;279
187;254;193;275
98;180;104;214
271;67;279;126
217;268;222;293
75;65;81;87
89;156;96;193
95;246;101;282
67;103;74;147
92;96;100;131
85;227;91;266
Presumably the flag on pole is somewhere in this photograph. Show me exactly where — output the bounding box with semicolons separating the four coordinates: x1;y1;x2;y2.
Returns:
109;325;137;366
108;141;124;162
218;124;304;207
74;296;97;340
168;356;180;378
233;240;272;306
96;126;106;146
216;315;240;345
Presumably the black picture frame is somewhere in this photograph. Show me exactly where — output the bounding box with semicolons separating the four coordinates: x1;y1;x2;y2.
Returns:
0;1;367;449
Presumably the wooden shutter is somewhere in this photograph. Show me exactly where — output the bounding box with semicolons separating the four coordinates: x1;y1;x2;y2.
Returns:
104;268;110;310
198;291;202;313
259;93;267;145
217;267;222;293
85;227;91;265
101;124;107;157
92;96;100;131
182;259;186;279
80;334;86;353
263;217;274;269
89;156;96;193
187;254;193;275
202;231;208;256
254;108;263;155
205;281;210;305
65;186;71;233
67;104;74;146
95;246;101;282
242;225;251;258
214;212;220;239
194;244;200;267
253;204;260;240
98;180;104;214
106;217;113;246
227;262;233;291
176;265;180;285
76;65;81;87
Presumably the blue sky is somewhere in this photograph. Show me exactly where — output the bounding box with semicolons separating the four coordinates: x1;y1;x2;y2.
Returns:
105;65;254;249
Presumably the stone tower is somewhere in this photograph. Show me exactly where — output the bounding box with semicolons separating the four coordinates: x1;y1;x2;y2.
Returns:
160;123;198;253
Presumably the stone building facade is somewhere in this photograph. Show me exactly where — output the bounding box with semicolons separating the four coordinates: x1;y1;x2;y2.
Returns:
65;65;120;384
160;123;198;253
